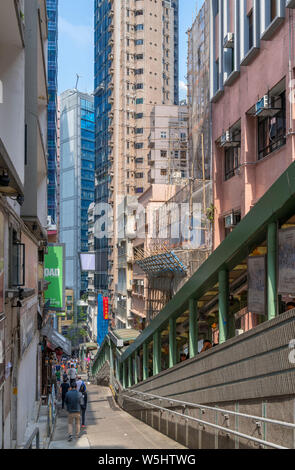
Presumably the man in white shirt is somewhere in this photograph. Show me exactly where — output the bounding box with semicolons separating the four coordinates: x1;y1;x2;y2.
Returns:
68;364;77;386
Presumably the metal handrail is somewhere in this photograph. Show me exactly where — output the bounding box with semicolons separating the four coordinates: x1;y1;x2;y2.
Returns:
122;394;287;450
128;390;295;431
24;427;40;449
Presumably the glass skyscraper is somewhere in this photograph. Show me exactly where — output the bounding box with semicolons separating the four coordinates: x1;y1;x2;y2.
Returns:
47;0;58;223
59;90;95;310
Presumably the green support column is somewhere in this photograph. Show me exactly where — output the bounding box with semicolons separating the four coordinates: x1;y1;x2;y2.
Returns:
128;357;132;388
219;269;229;344
153;331;161;376
133;352;138;385
268;222;278;320
122;361;127;389
169;317;177;368
119;361;123;384
143;343;148;380
189;299;198;358
109;343;114;377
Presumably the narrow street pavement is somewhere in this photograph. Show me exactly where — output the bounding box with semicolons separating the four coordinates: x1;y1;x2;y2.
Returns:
49;382;186;450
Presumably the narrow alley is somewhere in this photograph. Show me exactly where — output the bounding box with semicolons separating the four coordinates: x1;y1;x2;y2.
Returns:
49;382;185;450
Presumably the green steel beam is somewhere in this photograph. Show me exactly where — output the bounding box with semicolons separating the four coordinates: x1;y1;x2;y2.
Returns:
189;299;198;358
153;331;161;376
268;222;278;320
121;162;295;362
169;317;177;367
143;343;148;380
219;269;229;344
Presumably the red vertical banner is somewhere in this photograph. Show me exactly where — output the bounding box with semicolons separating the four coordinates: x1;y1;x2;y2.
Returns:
103;297;109;320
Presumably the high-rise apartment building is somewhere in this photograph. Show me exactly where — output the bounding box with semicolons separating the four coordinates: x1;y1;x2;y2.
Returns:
148;104;189;185
94;0;179;324
47;0;59;223
59;90;95;314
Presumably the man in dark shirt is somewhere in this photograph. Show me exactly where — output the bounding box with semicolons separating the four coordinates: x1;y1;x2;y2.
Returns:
65;383;81;441
60;377;70;409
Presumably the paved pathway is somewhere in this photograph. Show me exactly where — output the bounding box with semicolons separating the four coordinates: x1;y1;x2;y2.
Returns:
49;383;186;450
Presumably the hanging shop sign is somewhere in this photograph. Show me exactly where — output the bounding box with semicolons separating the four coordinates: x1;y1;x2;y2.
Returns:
248;256;266;315
97;294;109;346
278;227;295;296
44;244;65;311
103;297;109;320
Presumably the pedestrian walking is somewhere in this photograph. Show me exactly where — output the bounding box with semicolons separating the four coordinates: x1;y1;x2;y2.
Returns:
60;377;70;410
68;364;77;387
79;383;88;428
65;383;82;441
76;376;86;393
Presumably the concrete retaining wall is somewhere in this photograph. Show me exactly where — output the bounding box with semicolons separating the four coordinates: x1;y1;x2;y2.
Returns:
119;310;295;449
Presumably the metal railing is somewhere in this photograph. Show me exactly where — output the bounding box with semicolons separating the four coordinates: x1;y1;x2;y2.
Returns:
24;428;40;449
123;390;295;450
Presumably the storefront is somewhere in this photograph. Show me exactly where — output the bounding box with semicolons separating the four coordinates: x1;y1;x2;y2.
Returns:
41;324;71;396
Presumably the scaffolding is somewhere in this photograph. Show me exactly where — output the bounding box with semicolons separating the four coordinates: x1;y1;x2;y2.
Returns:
187;0;211;181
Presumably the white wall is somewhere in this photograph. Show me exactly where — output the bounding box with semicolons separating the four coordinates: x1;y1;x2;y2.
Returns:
16;334;38;446
0;45;25;184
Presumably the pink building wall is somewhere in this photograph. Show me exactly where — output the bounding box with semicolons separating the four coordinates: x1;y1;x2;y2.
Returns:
213;16;295;248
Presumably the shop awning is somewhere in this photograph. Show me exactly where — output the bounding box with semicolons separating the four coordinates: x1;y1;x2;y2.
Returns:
41;325;71;356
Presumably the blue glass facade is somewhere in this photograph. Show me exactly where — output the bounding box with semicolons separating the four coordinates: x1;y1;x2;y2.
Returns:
80;97;95;293
47;0;58;223
94;0;112;293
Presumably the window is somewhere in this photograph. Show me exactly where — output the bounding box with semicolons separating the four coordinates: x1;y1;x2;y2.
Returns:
258;92;286;161
225;147;240;181
271;0;277;22
224;211;241;238
161;132;167;139
248;10;253;50
160;169;167;176
161;150;167;158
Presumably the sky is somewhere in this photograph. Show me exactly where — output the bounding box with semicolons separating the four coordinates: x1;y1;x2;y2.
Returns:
58;0;203;100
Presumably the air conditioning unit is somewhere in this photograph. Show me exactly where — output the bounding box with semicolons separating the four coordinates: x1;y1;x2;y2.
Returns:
224;213;234;229
255;94;281;117
220;130;240;148
223;32;234;49
224;212;240;229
